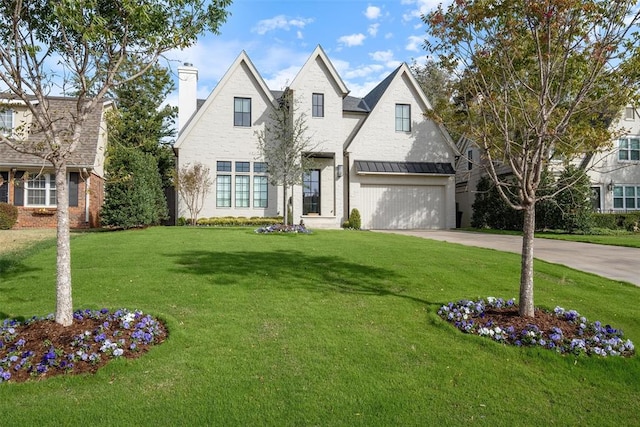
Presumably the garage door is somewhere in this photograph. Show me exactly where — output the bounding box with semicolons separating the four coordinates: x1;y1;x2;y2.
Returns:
360;184;445;229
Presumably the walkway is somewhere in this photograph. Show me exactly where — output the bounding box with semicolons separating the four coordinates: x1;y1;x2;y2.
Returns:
376;230;640;287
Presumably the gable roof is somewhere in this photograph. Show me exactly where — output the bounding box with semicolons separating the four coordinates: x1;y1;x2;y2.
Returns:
0;96;110;169
290;45;349;97
175;50;275;145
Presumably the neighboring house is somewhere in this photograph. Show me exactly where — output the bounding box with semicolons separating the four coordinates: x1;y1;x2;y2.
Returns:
0;96;111;228
455;106;640;227
174;45;457;229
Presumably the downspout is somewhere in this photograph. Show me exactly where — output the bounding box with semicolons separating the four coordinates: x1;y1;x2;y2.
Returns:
344;151;350;218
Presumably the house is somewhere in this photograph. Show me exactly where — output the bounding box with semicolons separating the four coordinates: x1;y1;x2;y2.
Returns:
455;106;640;227
0;96;111;228
174;45;457;229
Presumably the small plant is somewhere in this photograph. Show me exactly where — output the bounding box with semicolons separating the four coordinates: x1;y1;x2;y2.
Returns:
341;220;351;229
349;208;361;230
0;203;18;230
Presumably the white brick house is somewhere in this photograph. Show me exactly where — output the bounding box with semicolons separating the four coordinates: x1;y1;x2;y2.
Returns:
174;45;457;229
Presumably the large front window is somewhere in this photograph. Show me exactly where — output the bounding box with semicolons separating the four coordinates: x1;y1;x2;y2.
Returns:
613;185;640;210
216;175;231;207
395;104;410;132
26;174;56;206
235;175;249;207
618;137;640;161
234;97;251;127
303;169;320;215
312;93;324;118
253;176;268;208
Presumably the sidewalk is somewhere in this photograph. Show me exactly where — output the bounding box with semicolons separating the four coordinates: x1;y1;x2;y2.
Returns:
376;230;640;287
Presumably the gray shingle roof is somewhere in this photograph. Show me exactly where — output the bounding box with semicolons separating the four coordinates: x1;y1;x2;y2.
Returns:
0;96;108;169
355;160;455;175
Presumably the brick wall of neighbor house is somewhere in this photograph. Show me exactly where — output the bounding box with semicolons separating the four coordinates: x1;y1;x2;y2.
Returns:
10;172;103;229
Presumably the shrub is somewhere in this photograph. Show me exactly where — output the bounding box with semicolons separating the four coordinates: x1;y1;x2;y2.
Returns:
0;203;18;230
195;216;284;227
341;220;351;229
349;208;361;230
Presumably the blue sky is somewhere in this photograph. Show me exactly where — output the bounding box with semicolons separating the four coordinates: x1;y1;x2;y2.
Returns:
165;0;447;106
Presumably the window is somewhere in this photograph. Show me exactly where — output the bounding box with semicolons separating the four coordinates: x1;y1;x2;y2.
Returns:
303;169;320;215
216;175;231;207
613;185;640;210
235;175;250;208
467;149;473;170
254;162;268;173
217;161;231;172
619;138;640;161
234;97;251;127
625;107;635;120
312;93;324;118
253;176;268;208
26;174;56;206
0;109;13;135
591;187;601;212
395;104;410;132
0;172;7;203
235;161;250;173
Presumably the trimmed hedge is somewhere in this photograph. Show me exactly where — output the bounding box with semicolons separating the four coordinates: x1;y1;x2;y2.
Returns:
0;203;18;230
592;212;640;232
185;216;284;227
348;208;361;230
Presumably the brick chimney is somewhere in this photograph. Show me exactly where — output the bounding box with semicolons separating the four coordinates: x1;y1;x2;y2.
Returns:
178;63;198;132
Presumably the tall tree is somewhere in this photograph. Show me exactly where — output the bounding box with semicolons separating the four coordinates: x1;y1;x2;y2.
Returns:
255;89;316;225
425;0;640;317
0;0;231;326
102;63;176;227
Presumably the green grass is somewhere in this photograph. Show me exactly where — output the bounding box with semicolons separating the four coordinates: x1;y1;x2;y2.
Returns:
1;227;639;426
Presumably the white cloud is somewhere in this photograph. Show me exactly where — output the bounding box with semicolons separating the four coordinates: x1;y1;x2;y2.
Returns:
368;23;380;37
263;65;301;91
401;0;451;22
252;15;314;35
365;6;382;20
343;64;385;79
337;33;366;47
405;35;423;52
370;50;394;62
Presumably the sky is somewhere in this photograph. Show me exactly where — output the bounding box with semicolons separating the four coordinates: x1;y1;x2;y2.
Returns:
164;0;448;108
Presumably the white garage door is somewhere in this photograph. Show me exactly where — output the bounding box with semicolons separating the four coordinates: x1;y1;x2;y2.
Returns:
360;184;445;229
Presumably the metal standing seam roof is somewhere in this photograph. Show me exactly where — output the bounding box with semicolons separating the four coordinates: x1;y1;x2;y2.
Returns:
355;160;455;175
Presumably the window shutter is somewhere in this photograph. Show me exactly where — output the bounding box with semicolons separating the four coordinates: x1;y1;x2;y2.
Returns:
69;172;79;207
0;172;7;203
13;171;24;206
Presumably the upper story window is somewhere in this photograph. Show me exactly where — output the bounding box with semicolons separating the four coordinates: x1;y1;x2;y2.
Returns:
235;161;250;173
26;174;56;206
0;109;13;135
625;107;635;120
618;137;640;161
395;104;411;132
234;97;251;127
217;161;232;172
312;93;324;118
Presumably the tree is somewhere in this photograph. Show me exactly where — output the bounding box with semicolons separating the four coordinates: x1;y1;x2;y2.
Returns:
410;59;455;122
425;0;640;317
0;0;231;326
175;162;212;225
102;64;176;227
101;146;167;229
255;89;316;225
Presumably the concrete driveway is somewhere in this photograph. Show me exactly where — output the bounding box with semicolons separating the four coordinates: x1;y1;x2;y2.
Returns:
376;230;640;287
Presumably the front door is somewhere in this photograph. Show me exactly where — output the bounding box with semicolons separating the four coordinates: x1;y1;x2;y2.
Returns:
303;169;321;215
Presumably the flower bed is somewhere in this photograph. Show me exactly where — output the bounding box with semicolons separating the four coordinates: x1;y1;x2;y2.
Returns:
0;308;166;383
438;297;635;357
255;223;311;234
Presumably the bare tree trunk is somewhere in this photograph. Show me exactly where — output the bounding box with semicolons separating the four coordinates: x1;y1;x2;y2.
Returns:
54;162;73;326
282;181;288;225
519;202;536;318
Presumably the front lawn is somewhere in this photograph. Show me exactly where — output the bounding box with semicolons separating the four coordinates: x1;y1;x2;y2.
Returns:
0;227;638;425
